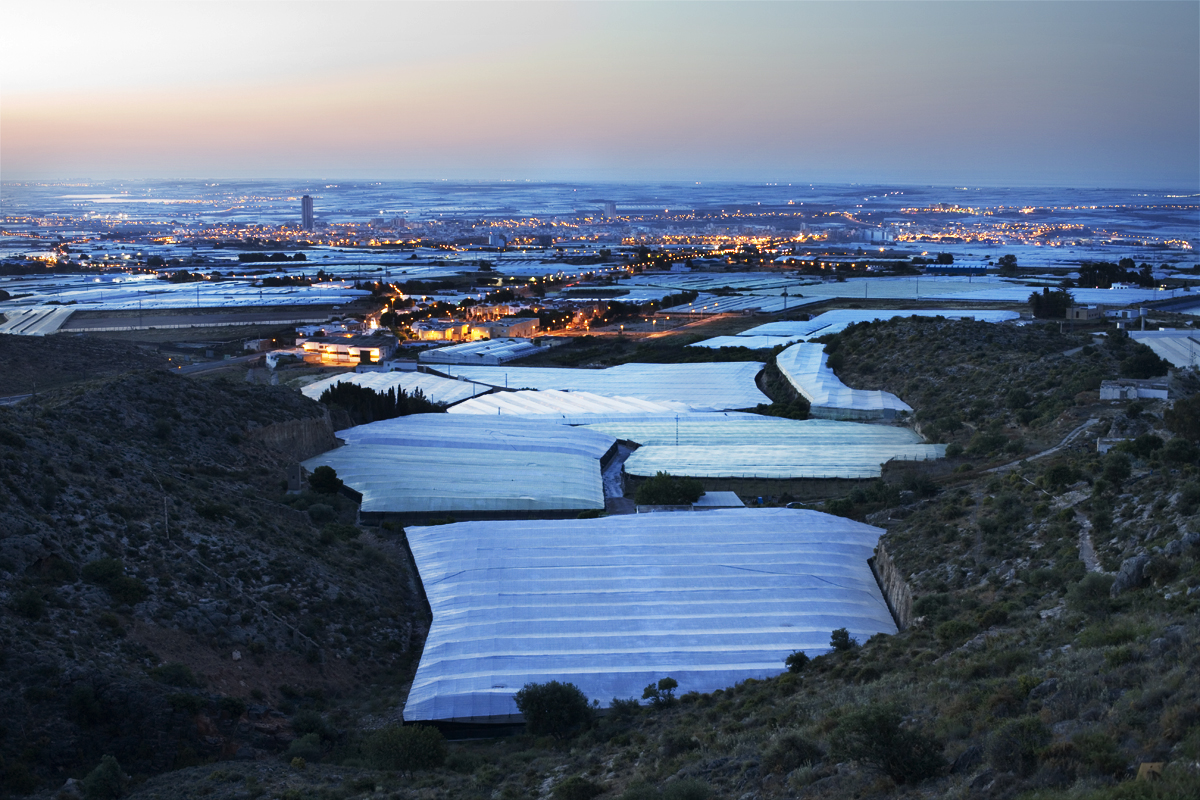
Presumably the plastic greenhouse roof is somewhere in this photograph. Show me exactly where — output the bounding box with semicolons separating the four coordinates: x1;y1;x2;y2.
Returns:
585;416;943;479
335;414;616;460
447;390;692;419
299;371;489;406
776;343;911;418
301;416;614;515
1130;330;1200;369
419;339;541;364
403;509;897;722
740;309;1021;341
688;335;805;350
434;362;769;411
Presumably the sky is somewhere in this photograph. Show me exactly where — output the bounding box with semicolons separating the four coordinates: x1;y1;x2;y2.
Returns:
1;0;1197;189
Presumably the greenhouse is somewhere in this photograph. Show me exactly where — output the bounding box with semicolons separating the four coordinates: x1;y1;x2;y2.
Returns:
300;371;489;406
419;339;541;365
1130;330;1200;369
775;343;911;420
402;509;897;723
434;362;769;411
583;416;943;480
448;389;691;419
301;415;615;517
739;308;1021;341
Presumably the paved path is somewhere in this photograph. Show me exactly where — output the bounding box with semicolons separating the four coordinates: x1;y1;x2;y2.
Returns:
987;417;1101;474
1074;511;1105;573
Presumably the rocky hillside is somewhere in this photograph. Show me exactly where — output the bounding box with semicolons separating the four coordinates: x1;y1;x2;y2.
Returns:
0;368;425;795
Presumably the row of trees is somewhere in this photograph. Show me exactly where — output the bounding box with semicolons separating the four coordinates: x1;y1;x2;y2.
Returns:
317;383;443;426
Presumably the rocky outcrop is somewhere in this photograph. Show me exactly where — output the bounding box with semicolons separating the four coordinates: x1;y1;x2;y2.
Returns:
1110;554;1151;596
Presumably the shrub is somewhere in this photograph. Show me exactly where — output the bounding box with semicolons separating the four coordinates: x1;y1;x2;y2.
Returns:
554;776;605;800
635;472;704;506
1102;452;1131;484
1066;573;1115;617
69;685;104;727
306;503;336;524
830;628;856;651
659;780;712;800
285;733;322;763
1042;463;1078;490
167;693;205;714
514;681;593;738
82;558;149;605
365;725;446;772
150;662;201;688
987;715;1050;776
11;588;44;620
935;619;976;645
308;465;343;494
763;731;823;773
828;703;945;784
785;650;810;673
82;755;126;799
291;709;331;740
1162;437;1198;465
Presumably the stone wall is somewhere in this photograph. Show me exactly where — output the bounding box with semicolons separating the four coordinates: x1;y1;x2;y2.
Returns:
246;409;338;462
870;541;913;630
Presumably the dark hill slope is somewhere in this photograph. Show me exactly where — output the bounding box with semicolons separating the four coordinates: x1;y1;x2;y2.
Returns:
0;371;424;794
0;335;168;397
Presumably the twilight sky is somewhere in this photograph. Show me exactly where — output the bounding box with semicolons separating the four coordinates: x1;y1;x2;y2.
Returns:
2;1;1197;188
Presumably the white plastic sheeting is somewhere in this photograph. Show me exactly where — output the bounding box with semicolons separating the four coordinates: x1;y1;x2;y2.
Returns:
0;306;77;336
435;363;769;411
301;415;614;515
1131;330;1200;369
776;343;911;420
738;309;1022;341
300;372;489;406
448;390;692;418
403;509;896;722
336;414;615;460
587;416;943;479
687;335;802;350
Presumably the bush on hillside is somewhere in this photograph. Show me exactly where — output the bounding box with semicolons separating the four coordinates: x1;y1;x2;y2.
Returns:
828;704;945;784
514;681;593;739
365;724;446;773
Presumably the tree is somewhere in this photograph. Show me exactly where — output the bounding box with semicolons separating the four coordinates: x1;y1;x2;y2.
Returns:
642;677;678;707
784;650;810;673
935;252;954;265
309;465;343;495
997;254;1018;276
1028;287;1074;319
1119;346;1170;379
365;725;446;773
634;472;704;506
514;681;592;739
1165;394;1200;442
829;704;945;784
830;627;857;651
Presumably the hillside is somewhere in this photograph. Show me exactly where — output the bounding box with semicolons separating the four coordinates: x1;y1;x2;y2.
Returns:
3;320;1199;800
0;367;426;795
